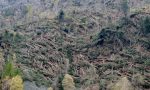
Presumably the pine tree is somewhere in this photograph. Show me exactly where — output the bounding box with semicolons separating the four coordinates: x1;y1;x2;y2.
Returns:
121;0;129;17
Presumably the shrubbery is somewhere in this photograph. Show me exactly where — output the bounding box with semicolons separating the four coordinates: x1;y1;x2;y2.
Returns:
2;60;20;78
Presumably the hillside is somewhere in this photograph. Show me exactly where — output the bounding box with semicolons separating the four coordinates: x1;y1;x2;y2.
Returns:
0;0;150;90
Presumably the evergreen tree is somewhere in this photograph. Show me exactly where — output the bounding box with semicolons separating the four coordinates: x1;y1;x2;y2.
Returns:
121;0;129;17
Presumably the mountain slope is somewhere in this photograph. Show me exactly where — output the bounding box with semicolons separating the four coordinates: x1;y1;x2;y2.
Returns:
0;0;150;90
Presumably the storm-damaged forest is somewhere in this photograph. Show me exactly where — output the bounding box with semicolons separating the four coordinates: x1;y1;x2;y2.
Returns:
0;0;150;90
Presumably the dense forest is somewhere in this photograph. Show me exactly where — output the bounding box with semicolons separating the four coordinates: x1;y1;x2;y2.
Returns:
0;0;150;90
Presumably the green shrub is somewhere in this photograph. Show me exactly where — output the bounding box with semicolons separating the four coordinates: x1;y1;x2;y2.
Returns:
2;60;20;78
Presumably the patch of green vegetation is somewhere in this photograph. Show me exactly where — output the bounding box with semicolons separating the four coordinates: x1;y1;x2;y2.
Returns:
94;28;130;47
114;59;128;69
124;48;137;55
65;46;73;63
2;30;26;49
23;69;51;87
58;74;64;90
80;17;87;24
135;56;150;66
144;58;150;66
88;50;100;59
74;77;81;88
68;65;75;75
99;79;106;90
76;38;84;44
2;60;21;78
56;36;64;45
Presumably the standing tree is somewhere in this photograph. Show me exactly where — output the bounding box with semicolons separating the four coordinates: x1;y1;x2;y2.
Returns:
141;16;150;35
120;0;129;18
58;10;65;22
